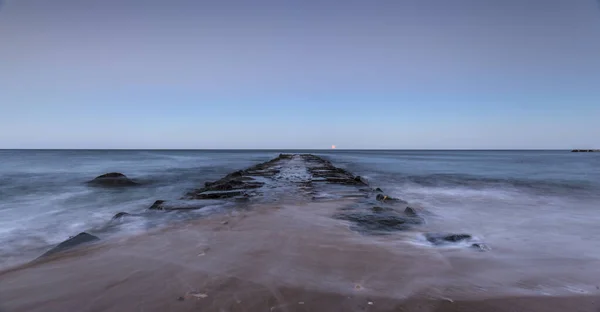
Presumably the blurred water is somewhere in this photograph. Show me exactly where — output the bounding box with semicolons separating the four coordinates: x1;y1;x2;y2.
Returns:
1;150;599;270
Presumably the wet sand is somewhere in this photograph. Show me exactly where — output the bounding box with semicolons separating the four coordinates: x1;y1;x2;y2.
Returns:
1;200;599;312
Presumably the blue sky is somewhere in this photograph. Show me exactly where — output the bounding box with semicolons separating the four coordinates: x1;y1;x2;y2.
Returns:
1;0;599;149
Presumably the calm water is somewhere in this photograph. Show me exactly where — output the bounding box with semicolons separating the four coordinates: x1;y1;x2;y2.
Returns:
1;150;599;270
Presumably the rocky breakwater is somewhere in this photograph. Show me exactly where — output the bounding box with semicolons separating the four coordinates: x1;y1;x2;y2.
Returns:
38;154;488;261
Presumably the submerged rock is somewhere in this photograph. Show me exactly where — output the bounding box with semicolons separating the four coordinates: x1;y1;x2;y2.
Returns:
87;172;138;187
335;210;423;233
38;232;100;259
148;200;211;211
471;243;491;251
370;206;394;213
374;188;383;193
112;212;131;220
149;200;166;210
404;207;418;217
425;233;472;245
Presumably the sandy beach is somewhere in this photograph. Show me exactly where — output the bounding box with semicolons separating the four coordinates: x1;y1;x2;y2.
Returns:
2;199;600;312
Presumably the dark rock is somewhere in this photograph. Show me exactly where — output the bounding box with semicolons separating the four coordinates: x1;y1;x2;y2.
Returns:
425;233;472;245
149;200;166;210
112;212;131;220
210;179;264;191
224;170;244;179
471;243;490;251
404;207;418;217
444;234;472;242
177;297;185;301
376;194;406;203
190;177;264;199
335;211;423;233
371;206;394;213
38;232;100;259
325;177;359;185
148;200;212;211
191;190;245;200
374;188;383;193
88;172;138;187
354;176;368;185
204;181;215;187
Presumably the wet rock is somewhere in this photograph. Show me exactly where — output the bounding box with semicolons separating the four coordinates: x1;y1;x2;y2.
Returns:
335;211;423;233
149;200;166;210
425;233;472;245
224;170;244;179
471;243;490;251
38;232;100;259
374;188;383;193
112;212;131;220
371;206;394;213
190;190;245;200
376;194;406;203
204;179;264;191
354;176;368;185
88;172;138;187
148;200;213;211
404;207;418;217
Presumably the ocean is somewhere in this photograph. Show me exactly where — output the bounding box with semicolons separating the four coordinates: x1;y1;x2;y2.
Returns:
1;149;599;274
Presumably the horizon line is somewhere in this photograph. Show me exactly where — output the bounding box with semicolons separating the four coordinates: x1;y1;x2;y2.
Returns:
0;148;586;151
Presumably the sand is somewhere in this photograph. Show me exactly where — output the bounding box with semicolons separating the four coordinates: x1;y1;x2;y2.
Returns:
1;200;599;312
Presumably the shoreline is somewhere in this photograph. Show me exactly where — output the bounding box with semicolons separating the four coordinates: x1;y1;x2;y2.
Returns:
2;201;599;311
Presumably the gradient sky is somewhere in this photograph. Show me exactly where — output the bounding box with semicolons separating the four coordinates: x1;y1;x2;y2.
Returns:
1;0;599;149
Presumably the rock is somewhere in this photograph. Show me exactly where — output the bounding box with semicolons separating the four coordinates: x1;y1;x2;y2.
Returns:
87;172;138;187
404;207;418;217
148;200;213;211
204;181;215;187
335;211;423;233
112;212;131;220
354;176;368;185
186;175;264;199
149;200;166;210
204;179;264;191
471;243;490;251
371;206;394;213
190;190;245;200
376;194;406;203
374;188;383;193
38;232;100;259
224;170;244;179
425;233;472;245
444;234;472;242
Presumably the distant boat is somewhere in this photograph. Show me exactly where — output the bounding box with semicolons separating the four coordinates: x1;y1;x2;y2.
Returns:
571;149;600;152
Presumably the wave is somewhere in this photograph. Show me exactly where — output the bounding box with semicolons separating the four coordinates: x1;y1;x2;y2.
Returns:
398;173;597;197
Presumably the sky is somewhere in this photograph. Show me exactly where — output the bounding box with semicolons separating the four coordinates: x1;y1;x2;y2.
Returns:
1;0;599;149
